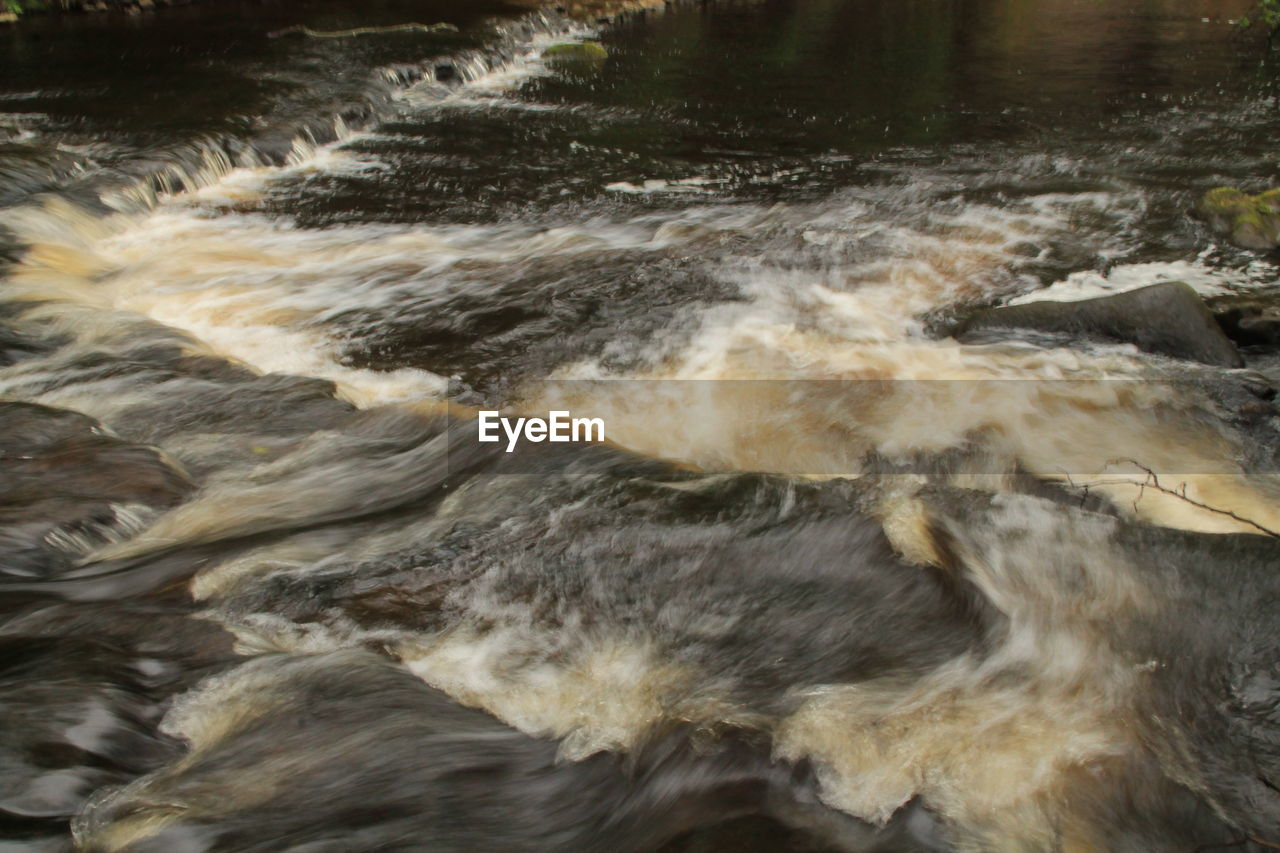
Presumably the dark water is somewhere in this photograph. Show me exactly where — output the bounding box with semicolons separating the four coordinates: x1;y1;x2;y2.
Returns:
4;1;1280;851
267;0;1273;219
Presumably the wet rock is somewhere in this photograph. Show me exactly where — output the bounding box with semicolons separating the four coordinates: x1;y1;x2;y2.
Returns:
0;401;193;580
543;41;610;69
1208;293;1280;350
338;251;736;403
1198;186;1280;251
955;281;1245;368
215;462;980;716
920;487;1280;848
114;367;354;444
0;602;237;848
73;650;926;853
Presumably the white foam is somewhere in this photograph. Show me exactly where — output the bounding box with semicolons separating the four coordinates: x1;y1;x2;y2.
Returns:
1009;258;1277;305
605;176;723;195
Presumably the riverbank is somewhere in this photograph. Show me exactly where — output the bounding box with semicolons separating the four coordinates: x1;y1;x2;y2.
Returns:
0;0;673;24
0;0;159;23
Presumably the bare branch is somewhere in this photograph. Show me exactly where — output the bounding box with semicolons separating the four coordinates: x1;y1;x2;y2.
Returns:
1096;459;1280;539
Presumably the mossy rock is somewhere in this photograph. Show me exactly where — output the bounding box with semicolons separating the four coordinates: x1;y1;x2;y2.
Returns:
1258;188;1280;214
1198;186;1280;250
542;42;609;67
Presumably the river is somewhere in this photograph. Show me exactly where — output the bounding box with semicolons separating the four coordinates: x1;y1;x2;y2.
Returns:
3;1;1280;850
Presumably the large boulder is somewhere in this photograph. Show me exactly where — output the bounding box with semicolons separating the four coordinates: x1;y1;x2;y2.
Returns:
1198;187;1280;251
955;281;1245;368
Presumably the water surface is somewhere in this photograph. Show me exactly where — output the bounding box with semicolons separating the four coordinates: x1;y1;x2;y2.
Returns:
3;1;1280;851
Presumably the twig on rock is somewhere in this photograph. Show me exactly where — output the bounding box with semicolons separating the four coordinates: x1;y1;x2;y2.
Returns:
1100;458;1280;538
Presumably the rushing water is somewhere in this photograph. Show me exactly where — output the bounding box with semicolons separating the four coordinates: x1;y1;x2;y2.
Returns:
4;0;1280;850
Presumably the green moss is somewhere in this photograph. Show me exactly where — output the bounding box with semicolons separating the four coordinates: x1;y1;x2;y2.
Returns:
1236;210;1264;229
543;42;609;62
1257;188;1280;215
1201;186;1250;215
1200;186;1280;249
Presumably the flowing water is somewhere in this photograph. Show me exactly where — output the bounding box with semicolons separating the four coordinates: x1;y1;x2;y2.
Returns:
4;0;1280;850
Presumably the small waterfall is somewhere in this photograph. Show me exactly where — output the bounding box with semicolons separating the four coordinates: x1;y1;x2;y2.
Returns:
0;8;586;235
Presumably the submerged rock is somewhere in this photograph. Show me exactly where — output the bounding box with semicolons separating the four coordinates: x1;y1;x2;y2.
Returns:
1198;186;1280;250
543;41;609;67
955;281;1245;368
0;401;194;580
0;590;239;848
74;650;937;852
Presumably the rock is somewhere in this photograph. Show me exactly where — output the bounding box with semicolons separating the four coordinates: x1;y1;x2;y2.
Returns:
1198;186;1280;251
542;41;609;65
955;281;1245;368
0;401;194;580
1208;293;1280;349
